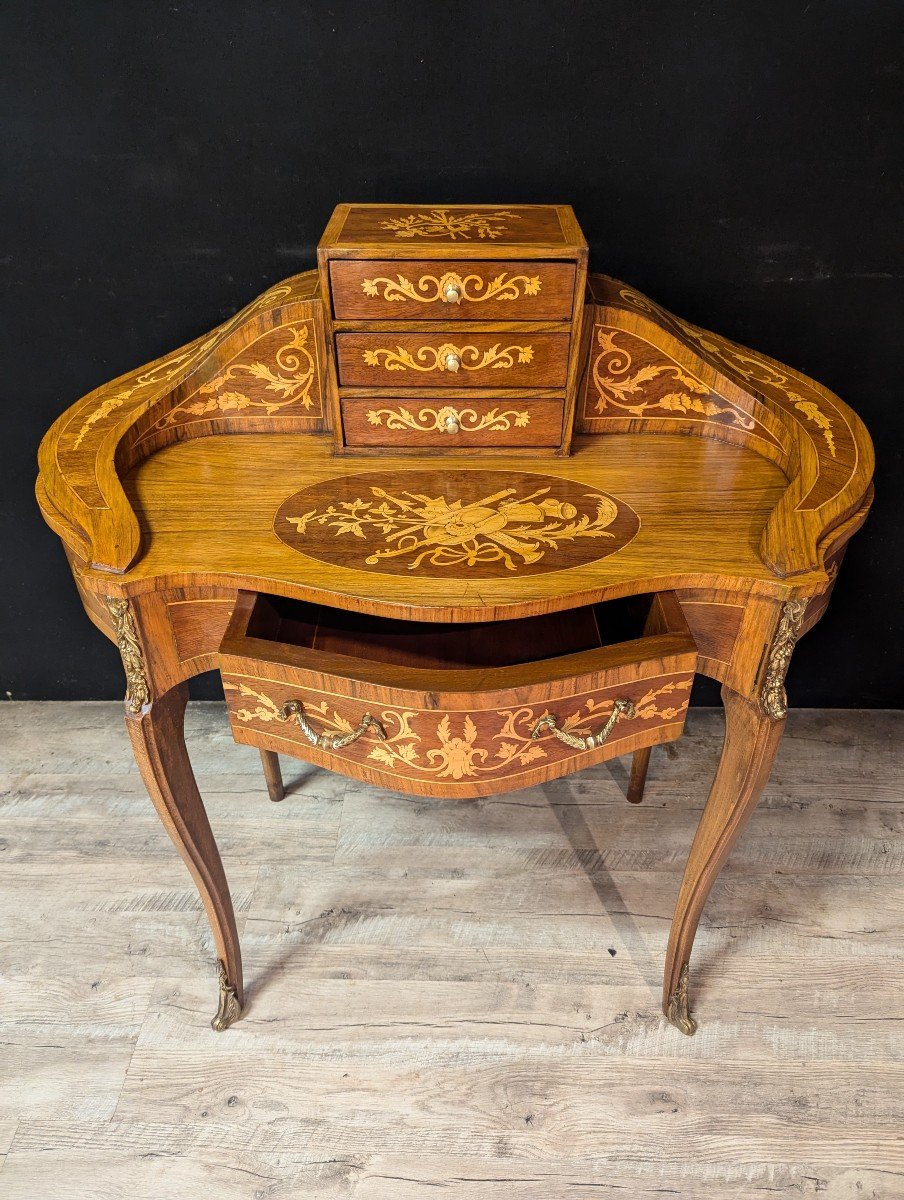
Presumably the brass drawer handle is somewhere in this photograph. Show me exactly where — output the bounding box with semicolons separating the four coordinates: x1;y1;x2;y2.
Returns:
279;700;386;750
531;698;635;750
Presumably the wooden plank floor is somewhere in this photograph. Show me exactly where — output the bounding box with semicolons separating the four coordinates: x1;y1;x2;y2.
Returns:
1;703;902;1199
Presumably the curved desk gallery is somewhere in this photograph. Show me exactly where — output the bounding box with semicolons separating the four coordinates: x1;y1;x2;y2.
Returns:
37;205;874;1035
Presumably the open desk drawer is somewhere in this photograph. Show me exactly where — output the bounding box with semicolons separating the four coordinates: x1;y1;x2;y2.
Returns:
219;592;697;799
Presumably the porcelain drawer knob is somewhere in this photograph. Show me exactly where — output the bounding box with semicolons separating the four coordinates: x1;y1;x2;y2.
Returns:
443;282;462;304
443;413;461;434
443;351;461;372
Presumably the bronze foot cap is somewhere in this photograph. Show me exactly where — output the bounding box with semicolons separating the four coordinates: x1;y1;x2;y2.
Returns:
665;963;697;1036
211;959;244;1031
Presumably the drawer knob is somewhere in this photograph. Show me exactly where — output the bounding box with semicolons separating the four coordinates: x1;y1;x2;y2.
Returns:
279;699;386;751
531;697;635;751
442;282;462;304
442;412;461;434
443;351;461;372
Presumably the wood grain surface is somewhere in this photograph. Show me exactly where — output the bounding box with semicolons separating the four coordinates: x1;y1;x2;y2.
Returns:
107;432;803;617
2;701;901;1198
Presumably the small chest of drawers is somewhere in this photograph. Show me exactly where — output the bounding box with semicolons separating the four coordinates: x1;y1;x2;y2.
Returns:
318;204;588;453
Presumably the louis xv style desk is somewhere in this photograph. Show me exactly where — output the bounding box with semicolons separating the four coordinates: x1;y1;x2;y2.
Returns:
37;204;874;1035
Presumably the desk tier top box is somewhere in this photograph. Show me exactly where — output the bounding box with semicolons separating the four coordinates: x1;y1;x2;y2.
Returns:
319;203;587;256
317;205;589;455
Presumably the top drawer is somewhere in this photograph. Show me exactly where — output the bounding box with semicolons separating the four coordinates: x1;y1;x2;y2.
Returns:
330;260;577;321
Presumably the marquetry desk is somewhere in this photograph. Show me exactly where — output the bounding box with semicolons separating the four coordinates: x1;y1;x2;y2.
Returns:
37;204;874;1035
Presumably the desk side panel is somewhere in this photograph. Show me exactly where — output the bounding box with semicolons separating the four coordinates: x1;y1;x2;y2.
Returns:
578;275;874;578
37;272;327;573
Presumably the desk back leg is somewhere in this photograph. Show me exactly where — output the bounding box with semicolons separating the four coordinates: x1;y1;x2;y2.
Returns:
125;682;245;1030
663;685;785;1034
627;746;652;803
259;749;285;802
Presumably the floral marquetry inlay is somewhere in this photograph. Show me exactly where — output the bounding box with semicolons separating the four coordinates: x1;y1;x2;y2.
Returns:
362;342;534;374
588;328;757;431
224;677;691;783
66;277;314;453
361;270;541;305
153;322;318;429
380;209;520;240
70;330;221;450
614;285;840;460
684;328;837;458
274;470;639;578
366;405;530;435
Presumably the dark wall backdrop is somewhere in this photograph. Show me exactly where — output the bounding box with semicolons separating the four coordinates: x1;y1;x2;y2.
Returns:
2;1;901;705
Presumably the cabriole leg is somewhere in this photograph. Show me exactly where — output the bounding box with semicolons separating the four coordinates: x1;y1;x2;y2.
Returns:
663;685;785;1034
125;682;244;1030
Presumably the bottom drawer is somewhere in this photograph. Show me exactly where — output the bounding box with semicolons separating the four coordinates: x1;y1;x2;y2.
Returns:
341;396;564;448
220;592;697;799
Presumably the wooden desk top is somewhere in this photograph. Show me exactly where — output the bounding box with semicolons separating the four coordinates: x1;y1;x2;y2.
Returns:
116;431;789;619
36;268;874;619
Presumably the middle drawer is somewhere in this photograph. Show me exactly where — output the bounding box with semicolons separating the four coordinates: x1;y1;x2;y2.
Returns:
336;331;570;388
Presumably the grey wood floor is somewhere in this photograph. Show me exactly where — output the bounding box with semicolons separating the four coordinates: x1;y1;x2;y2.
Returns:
1;703;902;1198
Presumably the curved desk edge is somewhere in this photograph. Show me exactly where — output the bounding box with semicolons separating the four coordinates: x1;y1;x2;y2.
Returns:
37;270;325;572
37;269;873;588
583;276;875;577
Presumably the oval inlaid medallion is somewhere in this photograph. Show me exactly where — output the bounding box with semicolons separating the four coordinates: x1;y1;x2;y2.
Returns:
274;470;639;578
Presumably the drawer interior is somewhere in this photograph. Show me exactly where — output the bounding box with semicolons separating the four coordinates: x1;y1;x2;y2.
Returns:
227;591;679;673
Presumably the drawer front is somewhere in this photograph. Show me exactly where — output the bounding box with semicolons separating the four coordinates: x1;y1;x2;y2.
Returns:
330;260;577;320
336;332;570;388
341;397;564;448
223;664;692;799
220;590;695;799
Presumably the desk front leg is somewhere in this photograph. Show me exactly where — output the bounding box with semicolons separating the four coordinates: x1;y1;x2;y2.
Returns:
663;685;785;1034
125;683;244;1031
